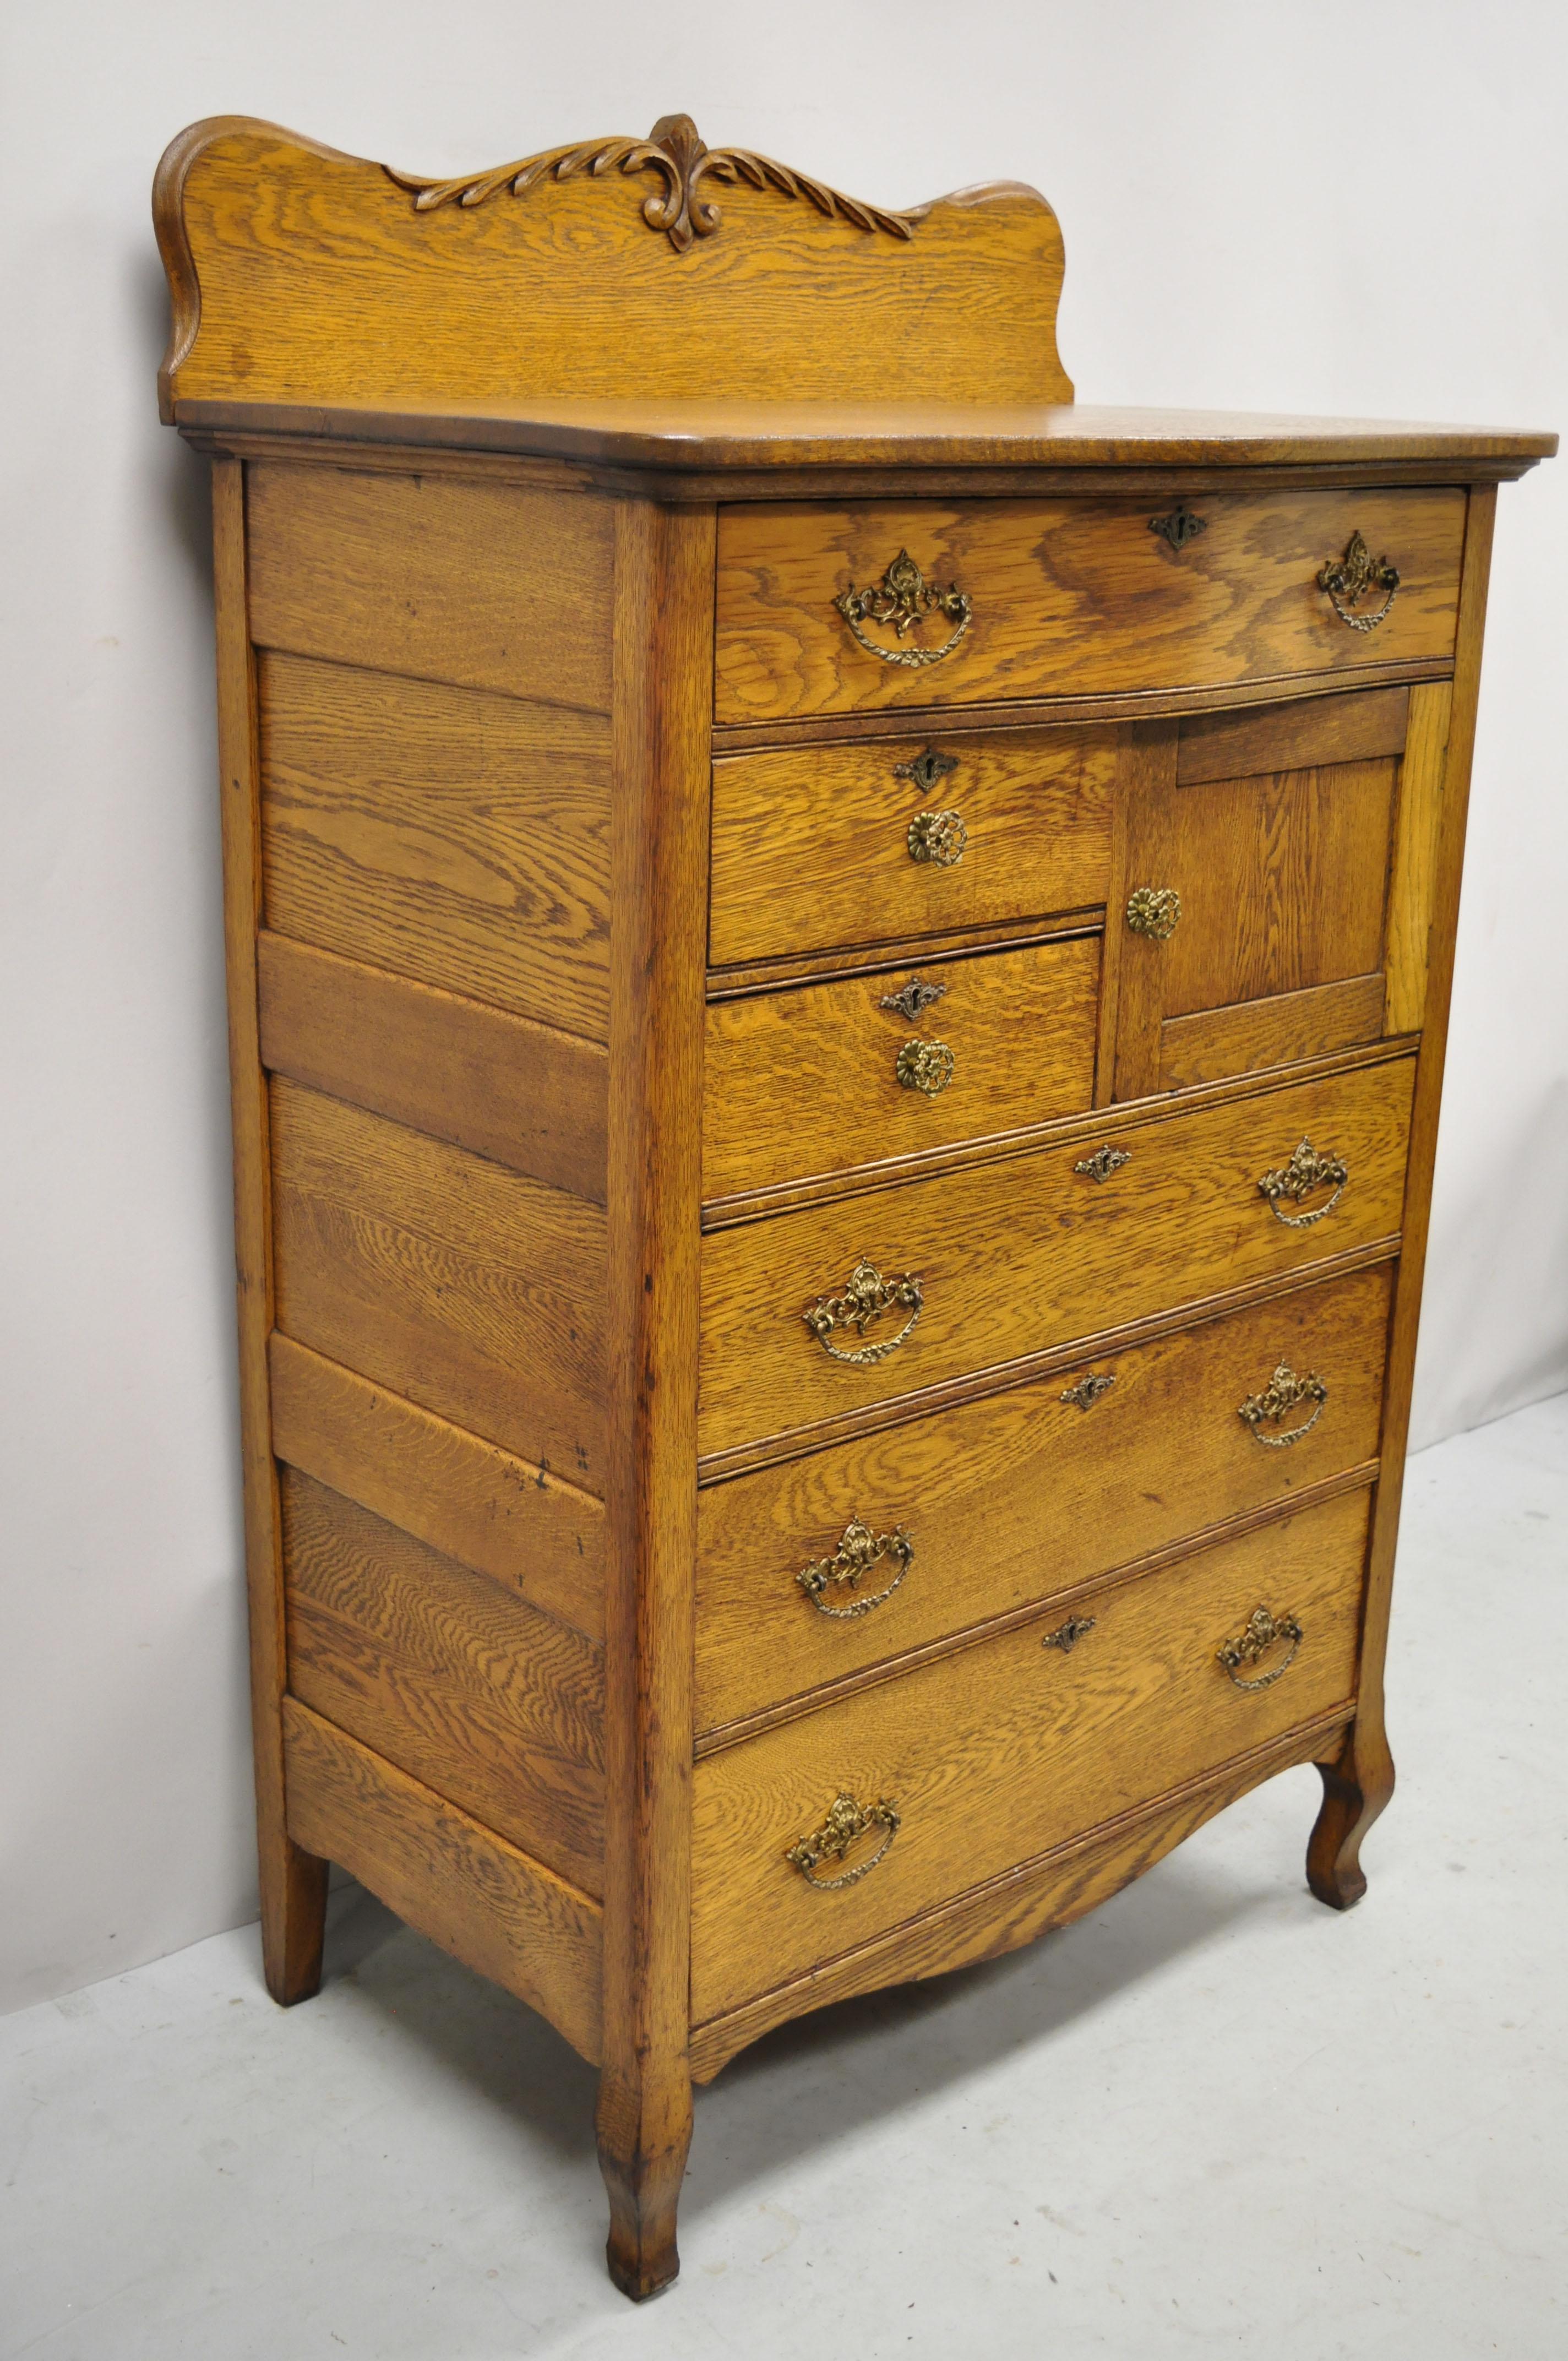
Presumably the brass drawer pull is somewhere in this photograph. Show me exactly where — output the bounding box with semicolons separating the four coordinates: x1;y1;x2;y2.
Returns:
1238;1362;1327;1448
1126;884;1182;940
804;1258;923;1366
797;1515;913;1619
786;1792;901;1889
907;808;968;866
1257;1136;1348;1228
1042;1612;1097;1653
1217;1604;1303;1691
896;1038;955;1096
1060;1372;1116;1411
834;550;973;670
1317;531;1400;632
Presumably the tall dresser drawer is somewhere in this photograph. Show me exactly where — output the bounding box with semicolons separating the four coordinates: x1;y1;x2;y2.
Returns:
709;725;1116;966
699;1054;1414;1459
704;933;1100;1200
695;1262;1391;1734
692;1488;1368;2023
714;490;1466;723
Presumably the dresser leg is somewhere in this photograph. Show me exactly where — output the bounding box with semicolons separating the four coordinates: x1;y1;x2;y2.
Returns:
595;2067;692;2301
1307;1722;1395;1911
259;1836;329;2006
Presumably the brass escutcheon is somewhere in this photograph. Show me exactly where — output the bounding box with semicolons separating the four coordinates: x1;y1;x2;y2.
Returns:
1217;1604;1304;1691
834;551;973;668
1149;500;1208;551
1075;1144;1132;1184
1042;1613;1098;1653
893;745;959;796
786;1792;901;1889
907;808;968;867
1126;885;1182;940
1317;531;1401;632
796;1516;914;1619
879;975;947;1021
1060;1372;1117;1411
1257;1137;1348;1228
1238;1362;1329;1448
896;1038;955;1097
803;1258;924;1366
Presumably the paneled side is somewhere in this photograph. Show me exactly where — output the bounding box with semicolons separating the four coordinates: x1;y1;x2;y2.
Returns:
282;1468;605;1892
283;1698;603;2065
257;647;611;1040
270;1334;605;1644
257;933;608;1204
248;467;614;712
270;1077;607;1488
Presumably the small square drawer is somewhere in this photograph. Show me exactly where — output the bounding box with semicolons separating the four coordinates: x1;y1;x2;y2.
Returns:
703;932;1099;1201
694;1261;1391;1736
698;1053;1414;1461
714;489;1466;725
709;725;1116;968
692;1487;1368;2023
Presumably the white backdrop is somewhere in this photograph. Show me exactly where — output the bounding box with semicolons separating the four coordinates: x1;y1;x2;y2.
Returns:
2;0;1564;2016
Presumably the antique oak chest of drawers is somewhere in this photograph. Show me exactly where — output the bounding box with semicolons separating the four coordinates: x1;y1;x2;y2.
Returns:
154;114;1553;2298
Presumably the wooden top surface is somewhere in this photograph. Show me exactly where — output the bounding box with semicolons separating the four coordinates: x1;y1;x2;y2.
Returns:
173;394;1556;475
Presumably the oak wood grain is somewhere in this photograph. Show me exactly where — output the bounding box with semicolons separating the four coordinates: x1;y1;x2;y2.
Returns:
692;1489;1368;2020
257;933;608;1203
282;1468;604;1891
257;650;611;1038
1383;681;1453;1036
269;1332;605;1642
703;934;1099;1199
248;467;614;714
210;459;329;2003
270;1078;607;1487
714;492;1466;723
698;1054;1414;1459
594;502;715;2299
695;1263;1391;1734
1160;973;1388;1092
1175;684;1409;785
689;1711;1347;2077
283;1695;603;2063
708;726;1115;966
1308;486;1498;1910
158;119;1070;420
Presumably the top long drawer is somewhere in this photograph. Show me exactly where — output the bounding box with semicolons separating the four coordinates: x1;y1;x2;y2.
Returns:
713;490;1465;724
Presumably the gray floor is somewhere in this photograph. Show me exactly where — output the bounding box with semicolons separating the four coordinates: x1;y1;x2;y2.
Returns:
4;1394;1565;2360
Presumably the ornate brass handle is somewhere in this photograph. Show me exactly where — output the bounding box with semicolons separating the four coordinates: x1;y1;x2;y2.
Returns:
803;1258;923;1366
1238;1362;1328;1448
907;809;968;867
1217;1605;1303;1691
1317;531;1400;632
797;1516;913;1619
896;1038;955;1097
1126;885;1182;940
834;550;973;670
1257;1137;1348;1228
786;1792;901;1889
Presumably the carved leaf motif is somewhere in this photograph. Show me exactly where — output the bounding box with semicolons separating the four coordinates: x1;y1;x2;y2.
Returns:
387;113;923;253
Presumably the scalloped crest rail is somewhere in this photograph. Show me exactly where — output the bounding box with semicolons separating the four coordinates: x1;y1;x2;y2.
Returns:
154;112;1071;419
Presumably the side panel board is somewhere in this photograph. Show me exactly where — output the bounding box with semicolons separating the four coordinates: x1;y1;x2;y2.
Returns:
270;1078;607;1487
283;1696;603;2064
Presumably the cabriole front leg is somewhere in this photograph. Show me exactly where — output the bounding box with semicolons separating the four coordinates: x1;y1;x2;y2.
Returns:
1307;1719;1395;1910
596;2064;693;2300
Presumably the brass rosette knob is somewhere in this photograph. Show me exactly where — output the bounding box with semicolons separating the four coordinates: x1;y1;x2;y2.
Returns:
895;1038;955;1097
1126;885;1182;940
907;809;968;867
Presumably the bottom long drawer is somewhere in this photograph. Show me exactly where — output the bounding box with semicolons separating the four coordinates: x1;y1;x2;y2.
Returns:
690;1487;1368;2024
